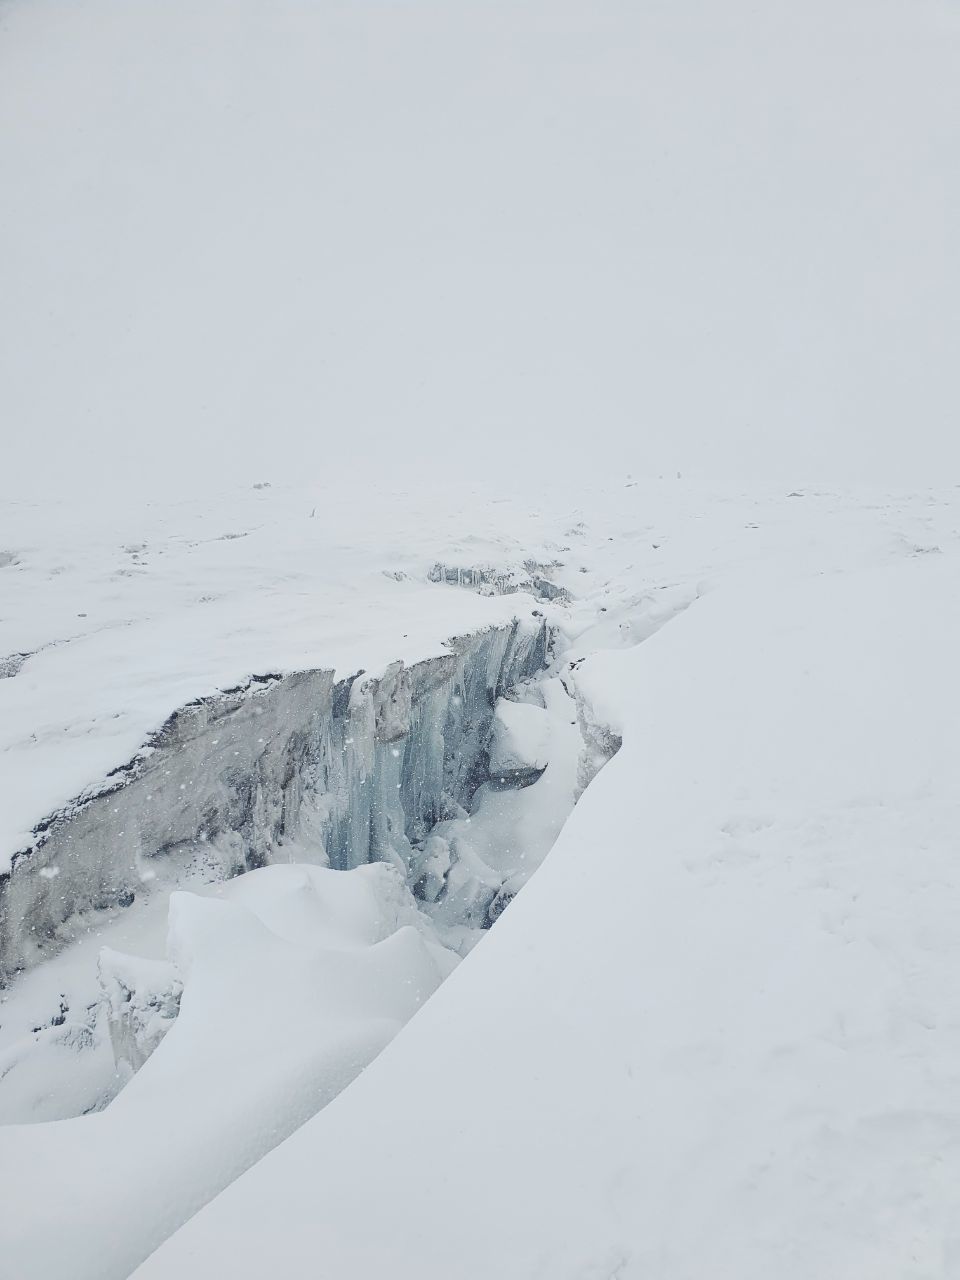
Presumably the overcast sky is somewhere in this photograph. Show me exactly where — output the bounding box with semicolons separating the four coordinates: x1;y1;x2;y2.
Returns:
1;0;958;498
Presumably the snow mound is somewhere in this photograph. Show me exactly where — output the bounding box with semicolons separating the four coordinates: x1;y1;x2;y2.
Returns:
489;698;551;781
0;861;457;1280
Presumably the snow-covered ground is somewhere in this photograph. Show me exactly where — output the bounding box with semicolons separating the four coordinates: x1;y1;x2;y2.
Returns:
3;475;960;1279
0;484;546;867
0;858;460;1279
131;509;960;1280
3;0;960;1274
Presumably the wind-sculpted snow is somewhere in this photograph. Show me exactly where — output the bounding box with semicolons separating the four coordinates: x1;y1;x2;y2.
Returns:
0;653;603;1280
0;620;549;982
133;551;960;1280
0;861;459;1280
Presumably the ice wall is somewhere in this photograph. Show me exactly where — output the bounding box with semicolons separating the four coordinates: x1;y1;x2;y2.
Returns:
0;620;550;982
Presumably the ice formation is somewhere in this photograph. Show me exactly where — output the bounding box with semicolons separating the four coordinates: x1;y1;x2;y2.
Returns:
98;949;182;1074
0;622;608;1280
428;560;569;602
0;620;549;981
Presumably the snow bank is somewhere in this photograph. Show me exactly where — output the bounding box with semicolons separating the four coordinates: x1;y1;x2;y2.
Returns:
0;861;457;1280
135;552;960;1280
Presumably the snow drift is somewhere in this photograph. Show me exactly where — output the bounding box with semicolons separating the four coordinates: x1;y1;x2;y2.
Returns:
0;860;459;1280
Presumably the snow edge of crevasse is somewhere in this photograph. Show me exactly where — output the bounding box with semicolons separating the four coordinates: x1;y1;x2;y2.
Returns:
0;618;552;982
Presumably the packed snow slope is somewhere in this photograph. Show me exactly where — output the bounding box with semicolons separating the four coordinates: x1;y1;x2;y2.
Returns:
136;530;960;1280
0;860;460;1280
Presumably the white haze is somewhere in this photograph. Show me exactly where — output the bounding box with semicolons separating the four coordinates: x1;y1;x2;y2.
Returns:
1;0;958;499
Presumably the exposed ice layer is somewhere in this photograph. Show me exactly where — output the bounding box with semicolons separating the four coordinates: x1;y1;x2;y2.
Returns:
428;560;570;602
563;666;625;801
419;675;619;937
98;949;182;1074
0;653;30;680
0;620;550;982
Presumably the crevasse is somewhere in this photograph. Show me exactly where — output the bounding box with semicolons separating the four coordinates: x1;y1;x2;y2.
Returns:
0;619;550;982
